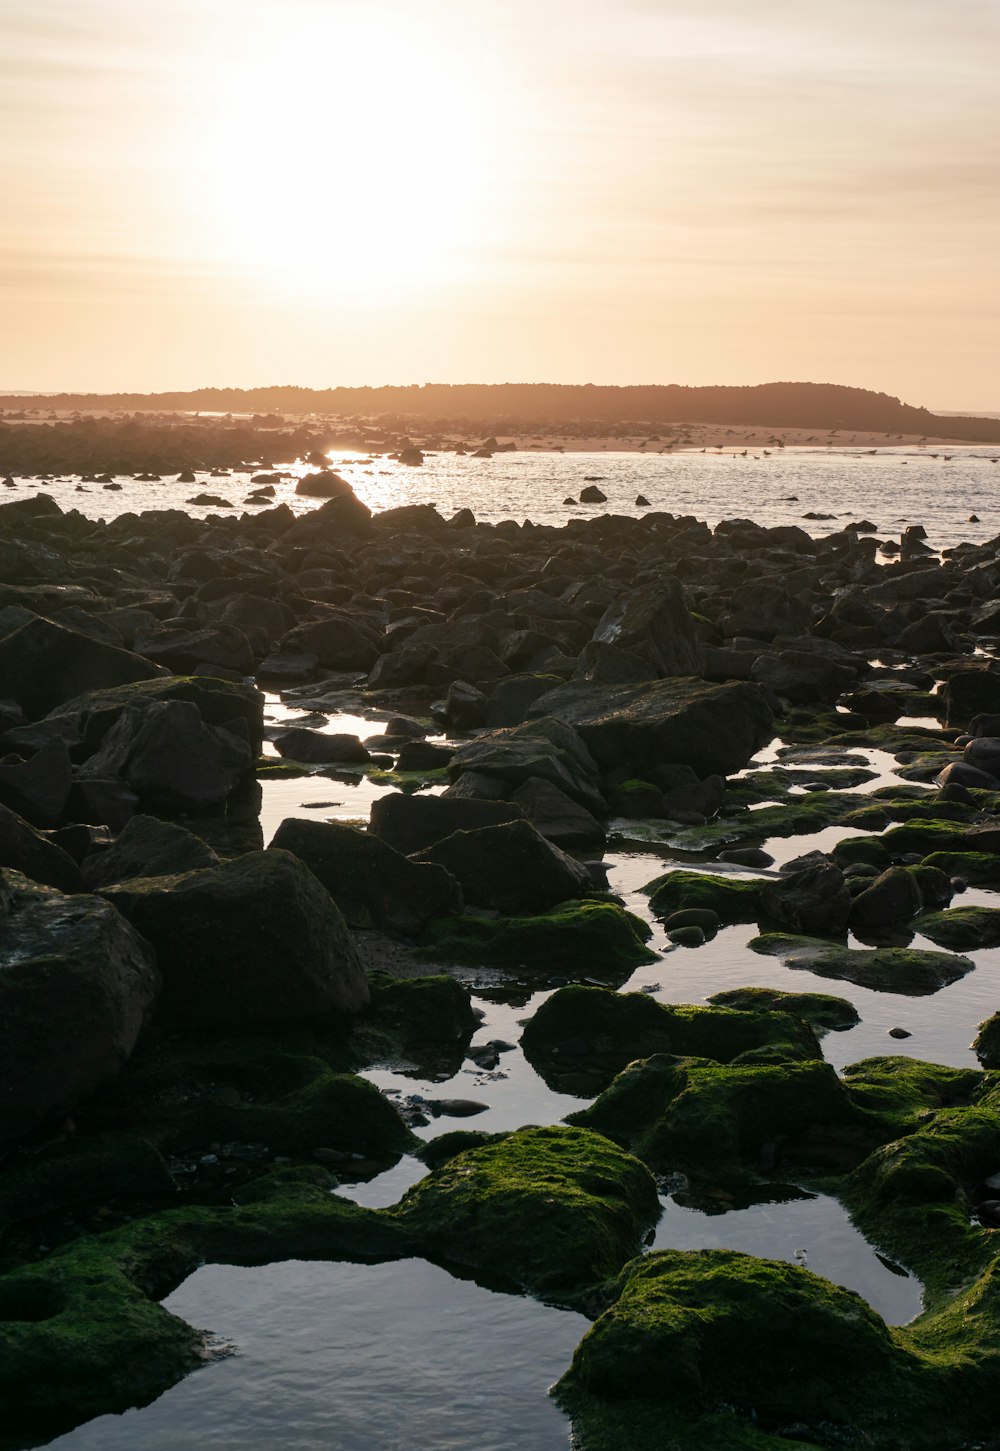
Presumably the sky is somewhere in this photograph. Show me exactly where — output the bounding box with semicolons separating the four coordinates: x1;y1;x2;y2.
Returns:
1;0;998;407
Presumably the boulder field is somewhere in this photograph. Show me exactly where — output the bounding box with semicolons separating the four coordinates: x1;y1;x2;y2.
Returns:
3;482;1000;1446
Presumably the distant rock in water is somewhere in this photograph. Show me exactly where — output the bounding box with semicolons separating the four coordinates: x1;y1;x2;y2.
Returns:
580;484;607;503
295;470;354;498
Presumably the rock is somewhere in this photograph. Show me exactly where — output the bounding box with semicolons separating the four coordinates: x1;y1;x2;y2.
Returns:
667;925;705;946
294;470;354;498
579;484;607;502
758;862;852;936
448;717;604;812
270;818;462;934
558;1249;911;1436
419;901;656;978
662;908;720;936
591;578;703;678
273;728;371;765
717;846;774;868
439;679;489;729
0;870;160;1150
719;582;814;640
392;1125;659;1298
0;739;73;827
430;1098;489;1118
395;740;452;771
369;792;523;856
888;1027;912;1039
973;1012;1000;1068
917;906;1000;952
526;678;774;778
485;673;564;728
944;666;1000;726
750;932;974;995
0;800;83;891
511;776;605;847
81;815;219;889
644;870;763;925
411;818;594;915
708;986;859;1034
131;623;255;677
278;614;381;671
78;699;252;814
99;850;368;1028
848;866;927;931
0;616;163;720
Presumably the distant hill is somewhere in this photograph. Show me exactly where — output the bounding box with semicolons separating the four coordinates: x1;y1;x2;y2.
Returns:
3;382;999;442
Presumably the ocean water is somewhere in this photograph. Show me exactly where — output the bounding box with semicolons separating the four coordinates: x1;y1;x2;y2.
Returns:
20;443;1000;548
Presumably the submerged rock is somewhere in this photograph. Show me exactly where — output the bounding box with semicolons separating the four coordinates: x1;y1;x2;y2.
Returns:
750;932;975;995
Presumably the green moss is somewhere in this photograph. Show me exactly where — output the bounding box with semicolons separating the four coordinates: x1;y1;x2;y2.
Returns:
920;851;1000;884
390;1125;660;1301
256;759;311;778
365;766;450;788
916;907;1000;952
749;933;975;996
832;835;891;869
520;986;821;1092
417;901;657;977
707;986;860;1035
880;820;970;855
561;1247;912;1416
651;794;860;853
570;1057;865;1178
840;1057;983;1138
644;871;763;924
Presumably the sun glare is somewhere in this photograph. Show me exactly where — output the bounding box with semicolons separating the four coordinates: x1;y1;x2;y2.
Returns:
200;9;493;299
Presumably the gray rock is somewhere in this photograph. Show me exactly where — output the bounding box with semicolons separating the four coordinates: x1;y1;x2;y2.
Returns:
411;818;594;915
82;815;219;888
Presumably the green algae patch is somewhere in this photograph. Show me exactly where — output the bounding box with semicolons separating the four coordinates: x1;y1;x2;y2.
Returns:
0;1187;409;1441
707;985;859;1035
920;850;1000;884
644;871;763;924
916;906;1000;952
973;1012;1000;1068
650;793;860;853
417;901;657;976
557;1250;913;1441
569;1057;866;1179
365;766;450;789
520;986;821;1094
749;932;975;996
839;1057;983;1139
256;760;311;779
832;835;891;870
880;820;971;855
389;1125;660;1301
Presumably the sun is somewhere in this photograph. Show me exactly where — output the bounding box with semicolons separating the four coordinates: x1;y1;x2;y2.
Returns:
199;7;493;299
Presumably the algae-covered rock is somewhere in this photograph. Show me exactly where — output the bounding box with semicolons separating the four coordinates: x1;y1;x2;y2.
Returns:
917;907;1000;952
644;870;763;924
557;1249;913;1439
411;818;594;916
0;1133;175;1238
100;849;368;1028
390;1124;659;1299
749;932;975;995
520;986;820;1091
707;986;860;1035
355;973;478;1075
973;1012;1000;1069
570;1056;862;1177
418;901;657;977
757;861;851;937
81;814;219;888
919;850;1000;885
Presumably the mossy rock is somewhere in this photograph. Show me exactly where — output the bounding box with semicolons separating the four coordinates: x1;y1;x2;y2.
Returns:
569;1056;867;1178
644;871;763;925
557;1249;914;1438
707;986;860;1035
917;907;1000;952
749;933;975;996
651;793;860;853
257;760;311;778
832;835;891;870
920;850;1000;885
840;1057;983;1140
880;820;970;855
520;986;821;1092
973;1013;1000;1069
0;1133;175;1241
417;901;657;977
390;1125;660;1301
0;1189;408;1441
416;1129;505;1169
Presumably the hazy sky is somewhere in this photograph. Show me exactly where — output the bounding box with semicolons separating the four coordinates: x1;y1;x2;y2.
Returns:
2;0;997;406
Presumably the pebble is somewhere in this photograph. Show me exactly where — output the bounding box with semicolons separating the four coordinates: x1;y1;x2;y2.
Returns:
888;1027;912;1039
431;1098;489;1118
718;847;774;867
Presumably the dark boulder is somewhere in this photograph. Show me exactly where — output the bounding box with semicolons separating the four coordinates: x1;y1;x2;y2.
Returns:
100;850;368;1029
411;818;594;915
758;862;851;937
0;739;73;827
0;616;163;720
273;728;371;765
369;792;523;856
82;815;219;889
270;818;462;934
0;870;160;1151
591;578;703;678
0;801;83;891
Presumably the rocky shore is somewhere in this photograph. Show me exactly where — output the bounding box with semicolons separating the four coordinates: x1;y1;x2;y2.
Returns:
2;475;1000;1449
